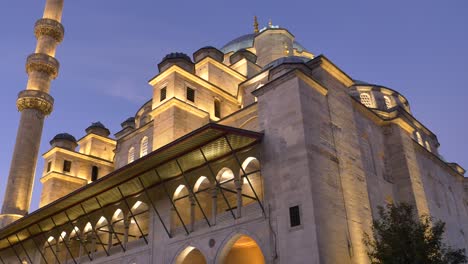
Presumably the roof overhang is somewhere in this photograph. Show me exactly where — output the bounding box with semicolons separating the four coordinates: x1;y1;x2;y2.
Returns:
0;123;263;250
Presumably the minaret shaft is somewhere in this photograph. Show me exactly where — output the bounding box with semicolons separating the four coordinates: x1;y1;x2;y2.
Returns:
0;0;64;228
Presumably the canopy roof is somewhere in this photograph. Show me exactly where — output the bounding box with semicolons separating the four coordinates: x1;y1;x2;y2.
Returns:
0;123;263;250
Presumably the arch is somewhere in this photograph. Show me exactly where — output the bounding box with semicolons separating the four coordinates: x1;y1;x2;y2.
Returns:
193;176;210;192
140;136;149;157
216;232;265;264
360;92;374;108
239;116;258;130
174;246;207;264
415;131;423;145
111;208;125;246
383;95;392;109
42;236;57;264
128;147;135;164
240;157;264;203
129;200;150;242
172;185;191;233
216;168;235;183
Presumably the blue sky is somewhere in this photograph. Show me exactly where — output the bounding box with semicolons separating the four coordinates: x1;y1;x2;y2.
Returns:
0;0;467;211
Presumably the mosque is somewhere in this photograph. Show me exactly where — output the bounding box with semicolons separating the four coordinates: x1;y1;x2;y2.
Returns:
0;0;466;263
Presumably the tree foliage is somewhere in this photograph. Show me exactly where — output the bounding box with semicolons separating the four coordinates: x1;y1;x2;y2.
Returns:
364;203;467;264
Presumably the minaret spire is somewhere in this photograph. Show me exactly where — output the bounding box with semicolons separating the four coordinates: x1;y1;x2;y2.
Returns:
0;0;65;228
254;16;259;33
268;19;273;28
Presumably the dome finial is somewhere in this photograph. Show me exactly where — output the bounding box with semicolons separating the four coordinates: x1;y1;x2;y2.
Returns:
253;16;259;33
268;18;272;28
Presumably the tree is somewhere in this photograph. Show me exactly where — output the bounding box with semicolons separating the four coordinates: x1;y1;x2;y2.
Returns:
364;202;467;264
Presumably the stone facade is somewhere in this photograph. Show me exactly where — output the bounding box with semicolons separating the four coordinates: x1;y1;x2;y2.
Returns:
0;10;467;264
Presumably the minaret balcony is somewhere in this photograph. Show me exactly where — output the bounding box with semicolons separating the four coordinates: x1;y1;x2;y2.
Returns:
25;53;60;79
34;18;64;43
16;90;54;115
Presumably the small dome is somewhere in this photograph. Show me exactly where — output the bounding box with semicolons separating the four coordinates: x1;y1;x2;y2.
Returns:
86;122;110;137
121;117;135;129
51;133;76;143
50;133;77;150
263;56;310;69
162;52;192;62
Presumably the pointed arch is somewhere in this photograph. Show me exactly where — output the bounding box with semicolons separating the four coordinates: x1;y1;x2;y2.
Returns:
174;246;207;264
216;232;266;264
129;200;150;242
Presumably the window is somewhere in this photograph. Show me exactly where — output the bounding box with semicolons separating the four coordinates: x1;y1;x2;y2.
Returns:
63;160;72;173
186;87;195;102
91;166;99;182
214;99;221;118
415;131;423;145
289;205;301;227
128;147;135;163
46;161;52;172
384;95;392;109
140;136;148;157
360;93;374;108
425;141;432;152
160;87;167;102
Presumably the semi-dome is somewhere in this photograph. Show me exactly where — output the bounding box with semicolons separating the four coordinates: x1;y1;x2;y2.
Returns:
349;81;411;113
263;56;311;69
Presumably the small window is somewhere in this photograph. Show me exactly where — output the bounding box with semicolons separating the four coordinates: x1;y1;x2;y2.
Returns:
46;161;52;172
425;141;432;152
91;166;99;181
128;147;135;164
360;93;374;108
214;99;221;118
160;87;167;102
415;131;423;145
289;205;301;227
140;136;149;157
186;87;195;102
63;160;72;173
383;95;392;109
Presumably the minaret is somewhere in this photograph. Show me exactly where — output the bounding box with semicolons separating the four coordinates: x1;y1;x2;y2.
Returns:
0;0;65;227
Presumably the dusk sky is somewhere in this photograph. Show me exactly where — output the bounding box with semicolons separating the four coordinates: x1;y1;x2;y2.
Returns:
0;0;467;212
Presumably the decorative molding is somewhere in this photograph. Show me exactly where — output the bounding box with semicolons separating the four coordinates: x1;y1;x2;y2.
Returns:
25;53;60;79
16;90;54;115
34;18;64;43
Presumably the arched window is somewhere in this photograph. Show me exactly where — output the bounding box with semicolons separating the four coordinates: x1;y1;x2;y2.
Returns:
415;131;423;145
360;93;374;108
425;141;432;152
140;136;149;157
128;147;135;164
384;95;392;109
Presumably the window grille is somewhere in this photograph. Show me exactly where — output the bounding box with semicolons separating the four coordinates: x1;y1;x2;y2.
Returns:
360;93;374;108
384;95;392;109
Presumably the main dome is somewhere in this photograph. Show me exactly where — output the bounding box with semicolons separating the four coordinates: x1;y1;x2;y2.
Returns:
221;33;307;54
